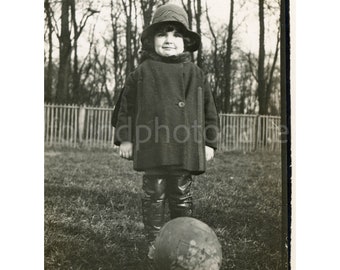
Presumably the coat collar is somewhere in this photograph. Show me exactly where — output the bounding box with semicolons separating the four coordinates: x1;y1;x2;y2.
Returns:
139;51;192;64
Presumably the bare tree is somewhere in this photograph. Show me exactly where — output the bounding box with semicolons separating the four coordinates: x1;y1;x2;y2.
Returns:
92;45;113;106
56;0;72;104
44;0;54;103
257;0;266;115
223;0;234;113
122;0;134;76
205;3;219;93
132;0;140;65
244;0;280;115
110;0;123;102
265;28;280;113
77;24;97;104
238;50;256;114
140;0;157;27
193;0;202;67
182;0;193;29
54;0;98;104
70;0;99;104
181;0;194;60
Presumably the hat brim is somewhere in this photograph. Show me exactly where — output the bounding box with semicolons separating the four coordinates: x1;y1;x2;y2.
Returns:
141;21;201;52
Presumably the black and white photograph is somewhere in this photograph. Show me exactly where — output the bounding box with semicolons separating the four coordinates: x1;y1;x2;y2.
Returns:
43;0;290;269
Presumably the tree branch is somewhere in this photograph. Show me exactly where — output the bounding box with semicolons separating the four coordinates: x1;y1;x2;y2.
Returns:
247;53;258;82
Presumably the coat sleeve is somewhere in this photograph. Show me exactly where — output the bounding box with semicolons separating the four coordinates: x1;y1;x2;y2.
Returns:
113;72;137;146
203;76;219;150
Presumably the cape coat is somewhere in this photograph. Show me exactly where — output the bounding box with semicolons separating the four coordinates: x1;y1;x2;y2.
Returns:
114;52;218;175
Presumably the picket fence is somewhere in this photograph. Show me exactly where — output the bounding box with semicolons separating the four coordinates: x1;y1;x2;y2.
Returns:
44;104;281;152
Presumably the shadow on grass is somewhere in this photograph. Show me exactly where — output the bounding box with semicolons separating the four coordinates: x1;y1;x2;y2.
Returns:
194;203;282;270
45;184;154;270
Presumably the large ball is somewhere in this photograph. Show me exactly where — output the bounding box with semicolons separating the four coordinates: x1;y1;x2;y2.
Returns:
153;217;222;270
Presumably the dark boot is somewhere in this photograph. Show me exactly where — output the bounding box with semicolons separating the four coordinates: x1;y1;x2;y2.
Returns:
167;174;193;219
141;174;166;259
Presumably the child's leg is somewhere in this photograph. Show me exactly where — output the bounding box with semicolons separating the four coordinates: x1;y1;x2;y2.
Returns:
141;174;167;244
167;173;193;219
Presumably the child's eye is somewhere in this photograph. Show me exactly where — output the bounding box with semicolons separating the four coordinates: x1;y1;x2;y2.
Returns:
174;32;183;38
156;32;166;37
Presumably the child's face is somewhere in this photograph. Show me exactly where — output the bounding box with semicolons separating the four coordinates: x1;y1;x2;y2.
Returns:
154;30;184;57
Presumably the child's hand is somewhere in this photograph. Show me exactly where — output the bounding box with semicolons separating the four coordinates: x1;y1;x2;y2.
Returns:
205;146;214;161
119;141;133;160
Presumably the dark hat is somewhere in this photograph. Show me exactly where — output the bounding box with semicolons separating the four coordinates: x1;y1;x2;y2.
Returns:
141;4;201;52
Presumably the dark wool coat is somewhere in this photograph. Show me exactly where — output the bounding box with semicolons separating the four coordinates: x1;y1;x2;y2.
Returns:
114;52;218;175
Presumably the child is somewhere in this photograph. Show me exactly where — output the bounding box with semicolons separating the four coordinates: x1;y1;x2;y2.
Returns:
113;3;218;260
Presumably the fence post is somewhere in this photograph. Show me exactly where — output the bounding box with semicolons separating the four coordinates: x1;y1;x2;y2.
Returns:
78;106;86;143
254;115;260;151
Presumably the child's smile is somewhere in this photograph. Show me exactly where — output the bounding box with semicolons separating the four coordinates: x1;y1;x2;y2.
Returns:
154;30;184;57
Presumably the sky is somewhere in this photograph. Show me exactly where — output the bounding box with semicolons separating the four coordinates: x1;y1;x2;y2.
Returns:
169;0;280;53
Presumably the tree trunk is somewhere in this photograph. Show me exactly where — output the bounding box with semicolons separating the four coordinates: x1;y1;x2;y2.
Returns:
257;0;267;146
70;0;80;104
103;48;113;107
257;0;266;115
44;0;53;103
122;0;133;76
265;30;280;112
133;1;139;65
110;0;120;103
224;0;234;113
68;2;98;104
205;4;220;111
140;0;156;27
182;0;194;60
56;0;72;104
239;70;248;114
181;0;193;29
194;0;202;67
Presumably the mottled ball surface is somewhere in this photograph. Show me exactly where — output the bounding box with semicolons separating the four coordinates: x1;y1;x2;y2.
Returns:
154;217;222;270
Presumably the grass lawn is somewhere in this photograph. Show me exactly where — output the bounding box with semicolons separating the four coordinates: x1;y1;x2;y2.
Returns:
45;148;286;270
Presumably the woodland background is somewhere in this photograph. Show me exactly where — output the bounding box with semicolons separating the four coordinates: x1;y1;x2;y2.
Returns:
44;0;281;115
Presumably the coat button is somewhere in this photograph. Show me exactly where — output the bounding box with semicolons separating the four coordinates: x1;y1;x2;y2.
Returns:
178;101;185;108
